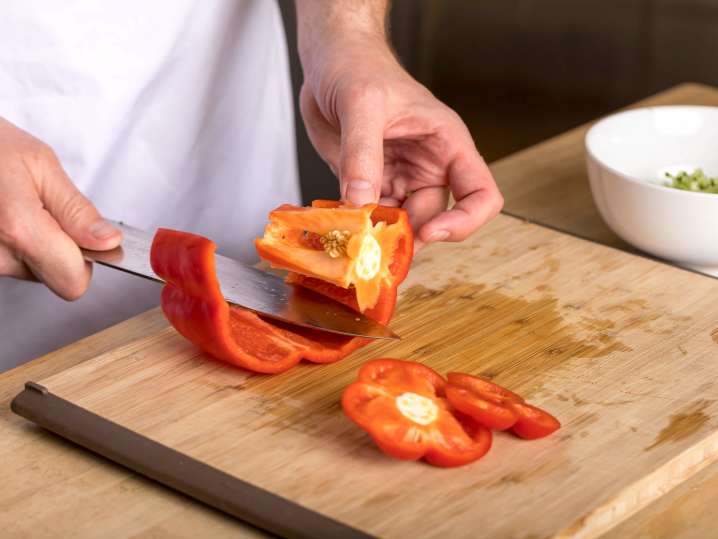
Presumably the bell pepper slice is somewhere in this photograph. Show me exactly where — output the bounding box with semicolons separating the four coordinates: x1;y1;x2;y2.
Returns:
150;201;412;374
255;200;411;313
444;373;523;430
445;372;560;438
342;359;492;467
510;402;562;440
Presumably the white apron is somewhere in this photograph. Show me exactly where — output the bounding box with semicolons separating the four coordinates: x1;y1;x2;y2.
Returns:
0;0;300;371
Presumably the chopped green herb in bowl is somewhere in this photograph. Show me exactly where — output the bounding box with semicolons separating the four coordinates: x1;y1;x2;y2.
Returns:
664;169;718;194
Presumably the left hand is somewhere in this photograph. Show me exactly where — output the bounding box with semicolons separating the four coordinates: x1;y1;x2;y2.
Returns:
299;35;503;249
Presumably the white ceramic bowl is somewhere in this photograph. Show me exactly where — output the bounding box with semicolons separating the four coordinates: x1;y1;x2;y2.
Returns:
585;106;718;275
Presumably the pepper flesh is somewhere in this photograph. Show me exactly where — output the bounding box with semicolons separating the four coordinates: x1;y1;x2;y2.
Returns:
444;373;523;430
446;372;560;439
342;359;492;467
150;201;412;374
255;201;409;313
510;402;562;440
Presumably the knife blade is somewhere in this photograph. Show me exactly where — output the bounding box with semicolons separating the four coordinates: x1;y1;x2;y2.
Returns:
81;221;399;340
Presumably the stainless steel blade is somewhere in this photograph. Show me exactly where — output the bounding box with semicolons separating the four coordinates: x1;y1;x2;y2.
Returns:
81;221;399;340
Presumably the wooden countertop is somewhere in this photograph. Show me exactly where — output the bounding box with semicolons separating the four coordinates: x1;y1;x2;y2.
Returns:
2;83;716;538
492;82;718;539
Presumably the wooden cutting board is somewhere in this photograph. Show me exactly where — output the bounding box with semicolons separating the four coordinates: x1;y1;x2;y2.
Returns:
15;214;718;539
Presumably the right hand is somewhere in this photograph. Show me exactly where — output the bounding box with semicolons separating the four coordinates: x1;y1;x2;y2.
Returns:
0;118;121;300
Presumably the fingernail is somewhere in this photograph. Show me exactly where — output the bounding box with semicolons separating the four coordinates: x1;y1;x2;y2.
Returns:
90;219;118;240
427;230;450;243
346;180;375;206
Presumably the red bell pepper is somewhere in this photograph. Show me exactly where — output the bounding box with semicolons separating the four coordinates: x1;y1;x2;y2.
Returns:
150;201;412;374
342;359;492;467
444;373;523;431
256;200;412;313
510;402;562;440
445;373;561;439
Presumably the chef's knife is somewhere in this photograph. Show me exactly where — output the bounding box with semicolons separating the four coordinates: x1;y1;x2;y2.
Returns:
81;221;399;340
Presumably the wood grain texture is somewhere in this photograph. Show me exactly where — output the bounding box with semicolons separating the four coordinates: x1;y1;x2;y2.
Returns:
492;82;718;250
30;214;718;539
603;457;718;539
490;82;718;538
3;83;718;538
0;310;263;538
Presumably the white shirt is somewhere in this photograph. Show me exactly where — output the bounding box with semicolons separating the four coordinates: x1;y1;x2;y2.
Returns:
0;0;300;371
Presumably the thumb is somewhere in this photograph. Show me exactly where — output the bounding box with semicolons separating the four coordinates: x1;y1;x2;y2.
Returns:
38;153;121;250
338;93;385;206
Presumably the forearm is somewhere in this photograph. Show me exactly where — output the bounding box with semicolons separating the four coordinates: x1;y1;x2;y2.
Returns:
295;0;391;80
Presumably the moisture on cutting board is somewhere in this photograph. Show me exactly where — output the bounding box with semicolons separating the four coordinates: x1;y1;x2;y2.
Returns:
645;400;712;451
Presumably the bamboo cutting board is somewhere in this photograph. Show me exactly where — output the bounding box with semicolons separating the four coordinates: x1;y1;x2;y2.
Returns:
15;214;718;539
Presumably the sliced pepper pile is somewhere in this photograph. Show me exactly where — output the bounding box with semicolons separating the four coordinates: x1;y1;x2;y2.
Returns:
150;200;412;374
445;372;561;440
342;359;493;467
342;358;560;467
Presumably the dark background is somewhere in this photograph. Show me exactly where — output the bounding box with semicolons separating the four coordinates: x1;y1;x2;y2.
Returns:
280;0;718;203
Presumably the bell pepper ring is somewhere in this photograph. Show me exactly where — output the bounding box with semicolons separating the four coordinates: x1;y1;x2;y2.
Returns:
342;359;493;467
445;372;560;439
149;201;413;374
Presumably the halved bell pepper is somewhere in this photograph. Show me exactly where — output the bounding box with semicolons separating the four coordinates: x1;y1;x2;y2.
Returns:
342;359;492;467
445;373;561;439
256;200;411;313
150;201;412;374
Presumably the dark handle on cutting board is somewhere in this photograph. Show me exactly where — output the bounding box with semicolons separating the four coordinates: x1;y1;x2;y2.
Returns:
11;382;373;539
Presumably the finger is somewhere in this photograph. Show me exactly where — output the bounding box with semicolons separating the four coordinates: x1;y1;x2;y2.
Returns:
37;148;121;251
402;186;449;233
337;86;386;206
380;172;412;201
4;205;92;300
299;85;340;175
419;150;503;243
378;197;401;207
0;244;37;281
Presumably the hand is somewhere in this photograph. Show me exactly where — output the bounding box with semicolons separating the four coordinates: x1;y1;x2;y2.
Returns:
0;118;121;299
299;36;503;249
